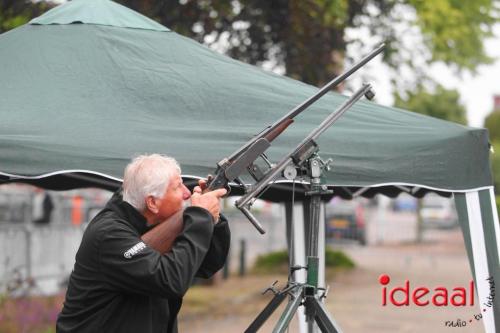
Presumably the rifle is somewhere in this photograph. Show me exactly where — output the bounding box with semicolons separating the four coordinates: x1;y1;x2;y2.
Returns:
206;44;384;233
142;44;384;253
141;210;184;254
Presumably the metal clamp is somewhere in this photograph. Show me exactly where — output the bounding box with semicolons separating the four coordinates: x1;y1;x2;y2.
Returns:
262;280;280;296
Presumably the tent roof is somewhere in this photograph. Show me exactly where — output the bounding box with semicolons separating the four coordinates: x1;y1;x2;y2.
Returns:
30;0;169;32
0;0;493;200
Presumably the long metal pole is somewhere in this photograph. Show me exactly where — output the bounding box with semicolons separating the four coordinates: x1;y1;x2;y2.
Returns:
272;288;304;333
299;84;372;148
308;178;322;258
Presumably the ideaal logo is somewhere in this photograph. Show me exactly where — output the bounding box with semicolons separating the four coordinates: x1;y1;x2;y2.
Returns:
378;274;474;306
444;277;495;328
379;274;496;328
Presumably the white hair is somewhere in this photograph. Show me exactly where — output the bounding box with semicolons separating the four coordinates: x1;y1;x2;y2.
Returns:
122;154;181;211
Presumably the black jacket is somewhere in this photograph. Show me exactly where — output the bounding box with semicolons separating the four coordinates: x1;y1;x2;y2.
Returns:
56;191;230;333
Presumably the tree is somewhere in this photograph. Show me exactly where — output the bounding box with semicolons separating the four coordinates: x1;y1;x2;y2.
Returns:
393;84;467;124
0;0;55;33
484;109;500;142
483;107;500;191
489;139;500;192
115;0;499;87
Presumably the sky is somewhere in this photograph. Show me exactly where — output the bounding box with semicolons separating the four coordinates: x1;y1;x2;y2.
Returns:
430;24;500;128
345;23;500;128
239;14;500;129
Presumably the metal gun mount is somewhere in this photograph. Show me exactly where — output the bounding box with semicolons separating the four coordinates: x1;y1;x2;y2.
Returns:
235;84;375;234
204;44;384;235
243;85;376;333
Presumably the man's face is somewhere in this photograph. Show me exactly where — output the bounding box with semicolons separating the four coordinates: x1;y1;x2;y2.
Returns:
154;172;191;221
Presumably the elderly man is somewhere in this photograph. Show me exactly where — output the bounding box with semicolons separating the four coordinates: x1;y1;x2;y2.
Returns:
57;154;230;333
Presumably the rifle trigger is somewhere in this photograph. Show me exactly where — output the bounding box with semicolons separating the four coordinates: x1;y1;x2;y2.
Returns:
260;153;274;168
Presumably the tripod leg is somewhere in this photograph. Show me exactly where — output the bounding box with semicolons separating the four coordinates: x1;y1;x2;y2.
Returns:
245;292;288;333
312;297;343;333
272;288;303;333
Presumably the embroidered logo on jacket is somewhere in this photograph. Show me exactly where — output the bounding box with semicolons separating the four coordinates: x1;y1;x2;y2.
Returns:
123;242;147;259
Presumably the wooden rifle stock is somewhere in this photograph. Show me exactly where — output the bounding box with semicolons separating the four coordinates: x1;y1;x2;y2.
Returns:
264;118;294;142
141;210;184;254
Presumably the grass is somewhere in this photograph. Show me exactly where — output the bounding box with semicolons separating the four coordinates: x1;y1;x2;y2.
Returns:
252;248;355;275
181;249;355;322
182;275;285;319
0;294;63;333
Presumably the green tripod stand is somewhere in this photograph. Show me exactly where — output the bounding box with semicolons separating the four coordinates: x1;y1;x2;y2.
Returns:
245;155;343;333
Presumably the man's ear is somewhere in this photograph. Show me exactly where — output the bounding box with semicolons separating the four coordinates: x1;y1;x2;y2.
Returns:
145;195;159;214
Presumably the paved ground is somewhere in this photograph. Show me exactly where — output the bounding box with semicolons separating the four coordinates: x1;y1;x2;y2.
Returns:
324;229;483;333
178;228;488;332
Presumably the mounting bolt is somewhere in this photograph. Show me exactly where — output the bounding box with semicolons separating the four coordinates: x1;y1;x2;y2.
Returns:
284;165;298;180
365;88;375;100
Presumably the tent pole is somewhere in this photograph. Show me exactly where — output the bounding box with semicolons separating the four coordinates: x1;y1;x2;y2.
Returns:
454;189;499;333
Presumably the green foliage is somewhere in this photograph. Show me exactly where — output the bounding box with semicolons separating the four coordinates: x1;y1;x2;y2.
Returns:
324;247;355;268
407;0;498;71
0;294;62;333
0;13;30;31
0;1;56;33
253;250;289;274
394;84;467;124
252;248;354;275
484;110;500;193
115;0;351;86
115;0;499;87
484;111;500;142
41;327;56;333
489;141;500;192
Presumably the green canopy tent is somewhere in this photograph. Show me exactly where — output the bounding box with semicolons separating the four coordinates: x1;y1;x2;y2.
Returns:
0;0;498;331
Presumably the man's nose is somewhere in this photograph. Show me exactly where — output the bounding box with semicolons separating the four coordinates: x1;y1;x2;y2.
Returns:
183;185;191;200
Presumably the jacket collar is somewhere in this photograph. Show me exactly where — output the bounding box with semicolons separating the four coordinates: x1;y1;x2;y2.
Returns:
105;188;149;235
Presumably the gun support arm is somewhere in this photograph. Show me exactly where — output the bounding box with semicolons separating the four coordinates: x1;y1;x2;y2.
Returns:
238;206;266;234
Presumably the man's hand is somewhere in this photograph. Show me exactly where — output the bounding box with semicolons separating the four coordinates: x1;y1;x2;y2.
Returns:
191;179;226;222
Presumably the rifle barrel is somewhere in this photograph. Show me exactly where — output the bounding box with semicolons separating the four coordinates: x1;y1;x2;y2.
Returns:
305;83;372;144
226;44;385;162
275;44;384;122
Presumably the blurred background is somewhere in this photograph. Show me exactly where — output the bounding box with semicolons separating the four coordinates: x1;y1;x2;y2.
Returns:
0;187;478;332
1;0;499;332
